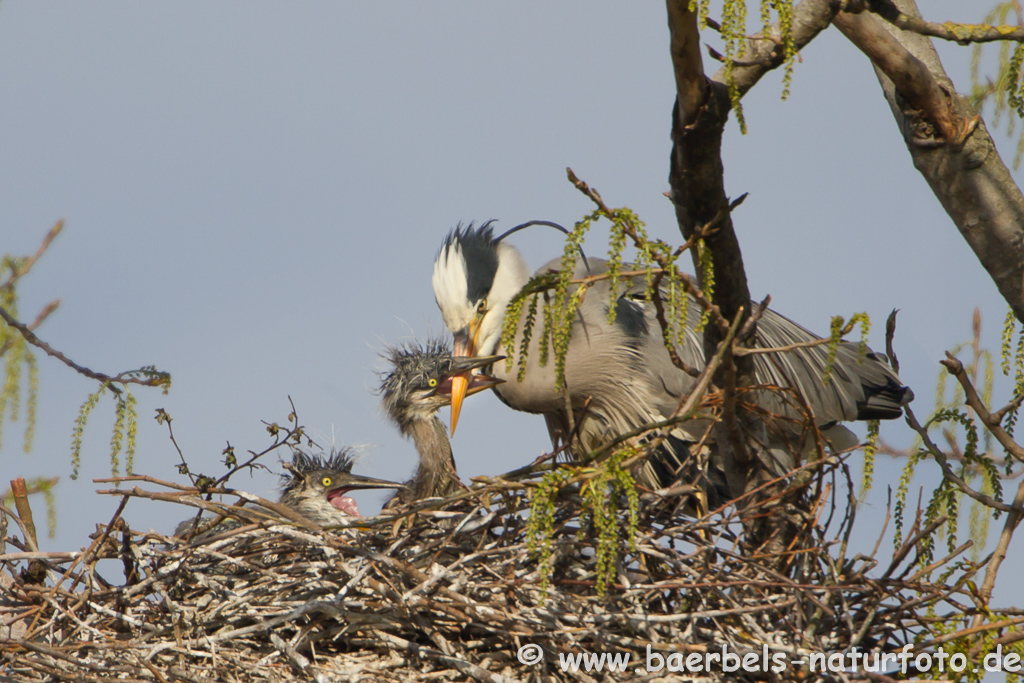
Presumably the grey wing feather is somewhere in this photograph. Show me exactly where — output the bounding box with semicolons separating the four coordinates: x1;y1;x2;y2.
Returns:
750;308;912;424
582;257;912;428
496;255;911;492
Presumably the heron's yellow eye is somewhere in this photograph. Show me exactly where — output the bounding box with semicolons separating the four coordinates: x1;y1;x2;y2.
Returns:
321;476;332;487
428;378;438;387
477;299;487;315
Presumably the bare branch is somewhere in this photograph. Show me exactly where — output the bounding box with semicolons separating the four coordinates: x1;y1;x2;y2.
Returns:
977;475;1024;623
941;353;1024;464
0;299;59;357
884;309;900;374
8;479;39;552
868;0;1024;45
651;270;702;377
0;220;64;291
733;336;831;357
0;303;169;390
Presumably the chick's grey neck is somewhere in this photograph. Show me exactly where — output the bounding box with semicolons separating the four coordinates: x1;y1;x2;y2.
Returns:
401;415;461;501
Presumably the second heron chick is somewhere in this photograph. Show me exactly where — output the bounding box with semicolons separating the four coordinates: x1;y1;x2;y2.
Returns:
174;447;401;537
379;340;503;504
279;448;404;526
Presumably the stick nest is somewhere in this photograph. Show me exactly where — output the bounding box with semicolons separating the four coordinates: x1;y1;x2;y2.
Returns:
0;458;990;683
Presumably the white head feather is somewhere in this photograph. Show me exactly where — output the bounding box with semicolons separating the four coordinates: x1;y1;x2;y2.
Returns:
432;226;530;356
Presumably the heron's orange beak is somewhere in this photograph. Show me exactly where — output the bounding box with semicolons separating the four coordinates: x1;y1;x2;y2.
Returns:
446;367;504;436
449;373;469;435
450;321;480;436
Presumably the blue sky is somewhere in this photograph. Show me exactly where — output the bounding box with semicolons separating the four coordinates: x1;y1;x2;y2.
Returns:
2;0;1020;620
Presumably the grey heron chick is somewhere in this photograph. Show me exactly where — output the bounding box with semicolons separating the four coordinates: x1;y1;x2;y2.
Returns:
278;448;404;526
432;221;913;491
379;341;503;504
174;448;401;537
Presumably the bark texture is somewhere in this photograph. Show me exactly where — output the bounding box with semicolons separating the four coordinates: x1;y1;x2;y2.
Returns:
849;0;1024;321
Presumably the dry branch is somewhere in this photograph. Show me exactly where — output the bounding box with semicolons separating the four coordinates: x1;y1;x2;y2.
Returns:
867;0;1024;44
0;220;63;291
0;304;169;391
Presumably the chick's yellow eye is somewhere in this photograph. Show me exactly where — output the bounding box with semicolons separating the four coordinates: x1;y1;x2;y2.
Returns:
321;476;332;487
428;378;438;387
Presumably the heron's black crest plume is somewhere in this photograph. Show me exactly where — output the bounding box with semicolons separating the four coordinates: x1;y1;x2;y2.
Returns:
497;220;590;272
439;220;590;292
439;221;500;304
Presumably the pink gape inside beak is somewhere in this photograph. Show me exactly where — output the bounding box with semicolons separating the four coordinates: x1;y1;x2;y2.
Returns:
327;489;361;517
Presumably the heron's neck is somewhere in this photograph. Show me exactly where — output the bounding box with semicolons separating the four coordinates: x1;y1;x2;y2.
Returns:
403;417;461;499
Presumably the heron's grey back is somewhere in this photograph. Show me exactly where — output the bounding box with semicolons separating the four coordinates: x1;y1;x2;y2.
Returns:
495;255;910;486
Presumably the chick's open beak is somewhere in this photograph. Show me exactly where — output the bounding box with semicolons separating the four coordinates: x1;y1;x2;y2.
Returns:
326;474;405;517
332;473;405;492
465;373;504;395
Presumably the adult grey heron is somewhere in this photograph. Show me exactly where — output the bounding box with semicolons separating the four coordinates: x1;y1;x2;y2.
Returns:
379;340;503;505
432;221;913;489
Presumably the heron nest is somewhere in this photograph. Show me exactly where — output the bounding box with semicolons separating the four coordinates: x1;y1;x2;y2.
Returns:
0;457;990;683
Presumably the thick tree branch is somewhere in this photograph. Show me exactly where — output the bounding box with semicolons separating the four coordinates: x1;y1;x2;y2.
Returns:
666;7;750;343
714;0;838;97
833;10;960;141
667;4;760;516
666;0;840;347
665;1;835;559
666;0;708;124
849;0;1024;321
